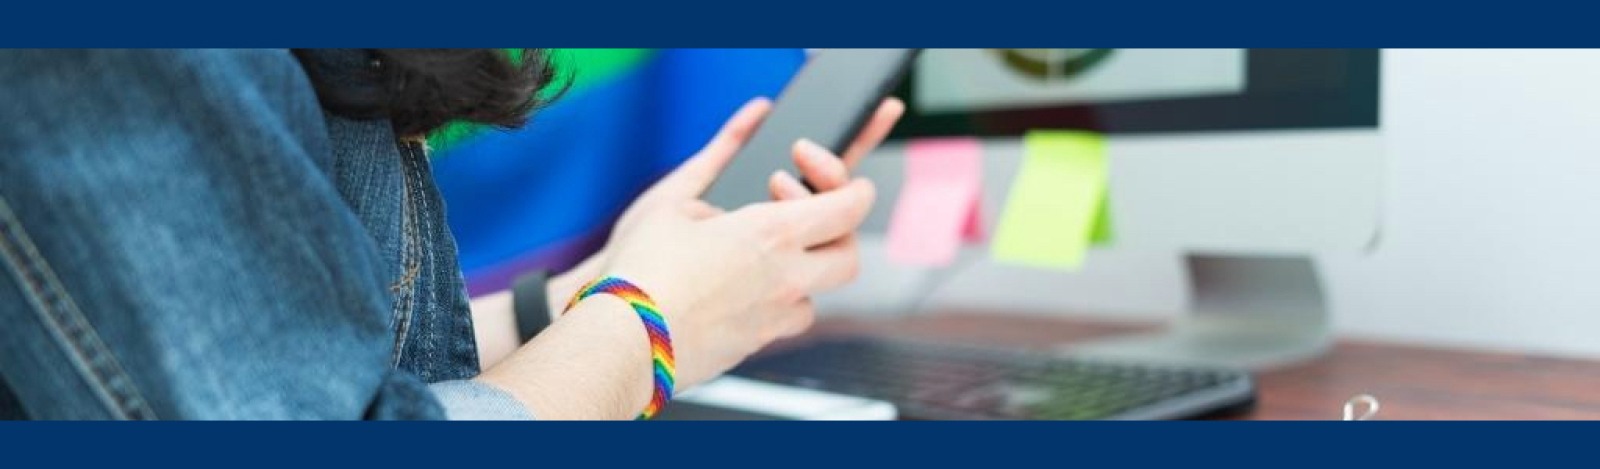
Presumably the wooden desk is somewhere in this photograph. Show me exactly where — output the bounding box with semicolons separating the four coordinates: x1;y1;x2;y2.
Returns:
801;312;1600;420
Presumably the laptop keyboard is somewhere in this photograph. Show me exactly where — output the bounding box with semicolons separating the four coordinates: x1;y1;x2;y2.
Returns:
730;337;1255;420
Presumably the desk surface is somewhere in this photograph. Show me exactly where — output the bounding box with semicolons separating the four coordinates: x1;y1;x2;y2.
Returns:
802;312;1600;420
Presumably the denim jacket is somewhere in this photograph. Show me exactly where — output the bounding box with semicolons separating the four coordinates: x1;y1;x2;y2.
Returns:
0;49;529;419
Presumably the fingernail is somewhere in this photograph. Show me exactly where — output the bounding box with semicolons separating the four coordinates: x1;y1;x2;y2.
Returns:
796;139;827;161
772;170;808;197
854;177;875;195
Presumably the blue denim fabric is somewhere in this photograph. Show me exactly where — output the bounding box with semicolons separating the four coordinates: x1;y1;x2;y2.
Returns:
0;49;529;419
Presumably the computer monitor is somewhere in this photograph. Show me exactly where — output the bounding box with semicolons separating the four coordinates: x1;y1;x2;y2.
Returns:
838;49;1384;369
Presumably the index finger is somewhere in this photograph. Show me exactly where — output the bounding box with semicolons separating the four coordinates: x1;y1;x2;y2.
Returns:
651;98;773;201
788;138;850;197
837;98;906;169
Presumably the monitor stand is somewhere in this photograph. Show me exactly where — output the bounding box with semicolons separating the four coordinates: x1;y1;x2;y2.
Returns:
1067;254;1332;370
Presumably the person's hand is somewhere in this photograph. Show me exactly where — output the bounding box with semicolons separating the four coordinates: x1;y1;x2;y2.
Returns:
542;100;778;306
769;98;905;261
574;98;901;389
622;97;903;232
599;178;875;389
548;97;904;317
779;97;906;197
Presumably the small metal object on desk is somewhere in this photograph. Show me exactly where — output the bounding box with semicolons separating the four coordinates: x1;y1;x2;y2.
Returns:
1342;394;1381;421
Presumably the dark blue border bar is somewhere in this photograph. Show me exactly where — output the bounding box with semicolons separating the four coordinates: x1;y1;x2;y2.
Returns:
1;421;1594;466
4;0;1600;47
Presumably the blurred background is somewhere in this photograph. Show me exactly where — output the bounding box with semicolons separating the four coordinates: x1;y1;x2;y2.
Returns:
432;48;1600;362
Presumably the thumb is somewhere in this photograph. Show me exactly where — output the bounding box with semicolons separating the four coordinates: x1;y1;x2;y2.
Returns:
651;98;771;200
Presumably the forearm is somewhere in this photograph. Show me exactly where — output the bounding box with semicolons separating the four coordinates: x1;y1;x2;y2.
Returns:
475;294;653;420
470;290;520;370
470;252;606;369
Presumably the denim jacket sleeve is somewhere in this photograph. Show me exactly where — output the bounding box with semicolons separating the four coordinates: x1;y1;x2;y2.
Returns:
0;49;529;420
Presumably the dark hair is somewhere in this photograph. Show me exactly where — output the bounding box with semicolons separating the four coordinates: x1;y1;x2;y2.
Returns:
292;49;565;137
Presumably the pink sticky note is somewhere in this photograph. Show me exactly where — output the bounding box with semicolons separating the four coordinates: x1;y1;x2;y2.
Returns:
887;137;985;267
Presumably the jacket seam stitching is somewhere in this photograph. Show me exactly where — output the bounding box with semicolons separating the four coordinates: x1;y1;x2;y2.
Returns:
0;196;157;419
387;141;427;367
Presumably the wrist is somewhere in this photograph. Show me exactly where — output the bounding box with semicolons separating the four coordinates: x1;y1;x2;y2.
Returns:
567;295;655;410
548;260;598;321
563;275;676;419
481;293;652;420
549;249;610;317
546;273;579;323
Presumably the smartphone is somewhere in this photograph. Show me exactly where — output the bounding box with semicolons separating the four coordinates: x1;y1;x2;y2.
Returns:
703;48;920;208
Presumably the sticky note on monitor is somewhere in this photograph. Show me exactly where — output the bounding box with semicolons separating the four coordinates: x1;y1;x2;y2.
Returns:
886;137;985;267
1091;192;1114;245
991;130;1111;269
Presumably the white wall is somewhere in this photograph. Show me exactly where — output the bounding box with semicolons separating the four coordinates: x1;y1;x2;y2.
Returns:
1326;49;1600;358
821;49;1600;360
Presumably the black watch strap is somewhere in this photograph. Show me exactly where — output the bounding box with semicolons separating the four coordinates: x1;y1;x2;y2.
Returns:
512;270;553;343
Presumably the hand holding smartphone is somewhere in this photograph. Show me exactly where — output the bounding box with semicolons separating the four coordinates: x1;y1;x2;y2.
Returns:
703;49;920;208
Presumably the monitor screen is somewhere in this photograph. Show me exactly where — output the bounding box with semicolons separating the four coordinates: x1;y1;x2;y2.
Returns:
889;49;1380;138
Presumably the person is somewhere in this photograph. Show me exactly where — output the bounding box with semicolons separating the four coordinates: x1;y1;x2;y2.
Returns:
0;49;904;419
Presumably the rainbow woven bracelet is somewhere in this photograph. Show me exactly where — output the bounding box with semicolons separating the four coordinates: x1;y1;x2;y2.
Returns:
562;276;676;420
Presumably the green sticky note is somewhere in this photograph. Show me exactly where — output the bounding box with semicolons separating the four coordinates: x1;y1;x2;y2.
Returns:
1091;193;1114;246
992;131;1110;269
